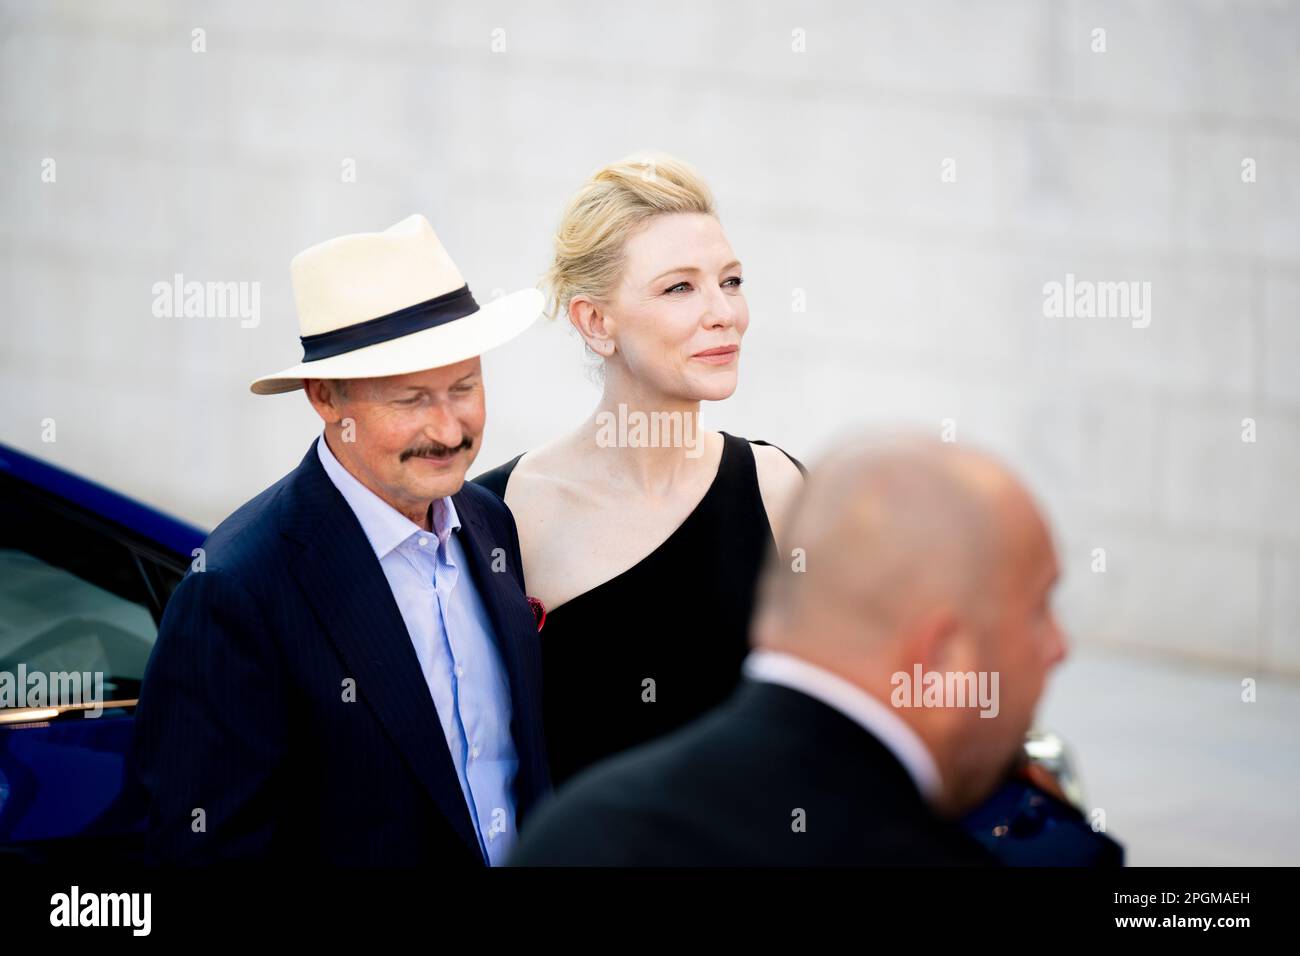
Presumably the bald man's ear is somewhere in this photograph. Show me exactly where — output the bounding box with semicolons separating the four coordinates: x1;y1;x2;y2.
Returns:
904;608;967;674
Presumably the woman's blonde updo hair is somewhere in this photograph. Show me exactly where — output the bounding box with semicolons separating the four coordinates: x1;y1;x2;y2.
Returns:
543;153;717;325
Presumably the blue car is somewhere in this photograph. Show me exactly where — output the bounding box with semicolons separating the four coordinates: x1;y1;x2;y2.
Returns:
0;442;205;862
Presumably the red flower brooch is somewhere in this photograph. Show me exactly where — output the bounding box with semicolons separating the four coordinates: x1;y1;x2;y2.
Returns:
526;596;546;633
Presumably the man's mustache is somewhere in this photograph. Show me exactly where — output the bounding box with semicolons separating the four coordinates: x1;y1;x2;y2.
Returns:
400;437;473;462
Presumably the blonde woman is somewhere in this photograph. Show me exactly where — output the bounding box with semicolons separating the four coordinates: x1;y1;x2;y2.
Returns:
475;154;804;786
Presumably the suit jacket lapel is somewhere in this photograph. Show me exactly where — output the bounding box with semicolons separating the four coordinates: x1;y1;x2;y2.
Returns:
450;489;548;817
282;445;483;860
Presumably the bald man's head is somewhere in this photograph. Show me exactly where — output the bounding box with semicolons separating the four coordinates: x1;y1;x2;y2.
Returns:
757;434;1013;647
752;431;1068;816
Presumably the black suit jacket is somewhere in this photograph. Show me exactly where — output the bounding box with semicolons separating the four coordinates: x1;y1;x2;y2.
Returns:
510;679;997;866
132;440;551;865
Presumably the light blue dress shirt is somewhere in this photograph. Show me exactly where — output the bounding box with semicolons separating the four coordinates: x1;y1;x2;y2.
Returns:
316;434;519;865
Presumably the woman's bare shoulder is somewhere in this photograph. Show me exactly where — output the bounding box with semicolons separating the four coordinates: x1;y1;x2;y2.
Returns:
749;440;805;543
503;432;593;506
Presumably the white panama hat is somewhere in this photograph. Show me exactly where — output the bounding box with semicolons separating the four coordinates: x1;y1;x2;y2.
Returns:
250;214;543;395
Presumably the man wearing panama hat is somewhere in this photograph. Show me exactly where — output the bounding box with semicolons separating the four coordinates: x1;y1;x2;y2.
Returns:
133;214;551;866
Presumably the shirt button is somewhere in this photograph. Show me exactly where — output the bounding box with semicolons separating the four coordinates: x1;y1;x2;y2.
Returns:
417;536;429;547
470;746;480;759
455;664;465;678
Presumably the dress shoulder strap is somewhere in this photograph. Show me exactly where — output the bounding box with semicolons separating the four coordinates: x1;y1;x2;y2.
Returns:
748;439;808;477
471;453;525;500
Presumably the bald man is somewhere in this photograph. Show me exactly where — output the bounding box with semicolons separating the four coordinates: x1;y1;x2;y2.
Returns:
508;434;1069;865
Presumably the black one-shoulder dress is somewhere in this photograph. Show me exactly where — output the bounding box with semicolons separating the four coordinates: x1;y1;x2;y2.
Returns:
474;431;804;788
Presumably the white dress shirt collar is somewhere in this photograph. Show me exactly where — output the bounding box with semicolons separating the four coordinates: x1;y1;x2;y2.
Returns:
742;649;944;804
316;433;460;560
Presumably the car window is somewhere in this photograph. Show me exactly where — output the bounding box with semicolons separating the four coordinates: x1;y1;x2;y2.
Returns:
0;484;167;703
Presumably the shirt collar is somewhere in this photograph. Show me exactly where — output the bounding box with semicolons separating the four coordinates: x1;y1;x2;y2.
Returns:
315;433;460;560
742;649;944;805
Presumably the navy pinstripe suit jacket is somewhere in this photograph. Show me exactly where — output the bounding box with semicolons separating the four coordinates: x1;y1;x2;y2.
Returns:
131;441;551;865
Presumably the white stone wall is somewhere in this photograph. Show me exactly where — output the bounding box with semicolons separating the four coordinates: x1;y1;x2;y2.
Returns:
2;0;1296;672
